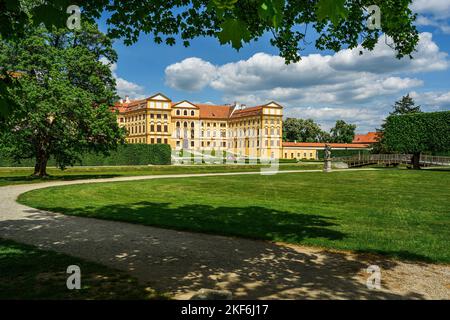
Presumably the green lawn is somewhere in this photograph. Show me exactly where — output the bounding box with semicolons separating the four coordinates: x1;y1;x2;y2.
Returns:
0;238;165;299
18;169;450;263
0;163;322;187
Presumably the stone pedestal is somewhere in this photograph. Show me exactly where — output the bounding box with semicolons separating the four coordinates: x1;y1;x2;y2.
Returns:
323;159;332;172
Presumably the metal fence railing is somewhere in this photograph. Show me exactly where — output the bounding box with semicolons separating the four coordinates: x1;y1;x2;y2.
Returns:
332;154;450;167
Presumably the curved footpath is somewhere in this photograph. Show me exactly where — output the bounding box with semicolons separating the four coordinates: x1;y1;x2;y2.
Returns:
0;169;449;299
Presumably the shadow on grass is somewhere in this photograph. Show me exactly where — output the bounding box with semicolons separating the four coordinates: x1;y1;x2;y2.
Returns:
37;202;346;244
0;238;164;299
37;201;441;264
0;206;427;299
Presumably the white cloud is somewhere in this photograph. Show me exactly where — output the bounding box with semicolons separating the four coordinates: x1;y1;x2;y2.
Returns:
164;32;447;132
412;0;450;19
409;91;450;110
165;57;216;91
330;33;448;73
100;58;146;99
412;0;450;34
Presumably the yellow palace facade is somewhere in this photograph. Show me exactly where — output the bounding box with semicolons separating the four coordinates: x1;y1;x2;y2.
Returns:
112;93;283;159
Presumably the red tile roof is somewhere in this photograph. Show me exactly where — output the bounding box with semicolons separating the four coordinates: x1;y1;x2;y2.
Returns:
195;104;234;119
352;132;380;144
282;142;370;149
230;106;263;119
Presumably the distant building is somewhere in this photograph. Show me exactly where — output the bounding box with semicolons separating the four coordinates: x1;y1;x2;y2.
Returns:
352;132;380;145
282;142;370;160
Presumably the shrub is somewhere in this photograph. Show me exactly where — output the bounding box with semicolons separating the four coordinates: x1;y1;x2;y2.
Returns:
0;144;171;167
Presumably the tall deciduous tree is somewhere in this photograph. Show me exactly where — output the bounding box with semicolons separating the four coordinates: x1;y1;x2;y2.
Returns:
0;22;124;176
383;111;450;169
283;118;329;142
330;120;356;143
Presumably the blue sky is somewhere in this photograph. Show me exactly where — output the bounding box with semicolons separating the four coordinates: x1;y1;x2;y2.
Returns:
98;0;450;133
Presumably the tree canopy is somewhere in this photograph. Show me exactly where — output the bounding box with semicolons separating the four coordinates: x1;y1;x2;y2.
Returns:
383;111;450;169
0;0;420;119
330;120;356;143
283;118;357;143
1;0;419;62
390;94;422;115
0;21;124;176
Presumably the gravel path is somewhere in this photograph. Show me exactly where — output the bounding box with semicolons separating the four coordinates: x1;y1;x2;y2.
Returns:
0;169;449;300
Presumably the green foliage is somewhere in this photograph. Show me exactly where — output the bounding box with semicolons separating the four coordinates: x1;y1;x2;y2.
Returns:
278;158;298;163
217;18;252;50
0;21;124;175
316;0;348;25
330;120;356;143
390;94;422;115
283;118;356;143
0;1;419;64
0;1;420;118
373;94;421;153
283;118;329;142
383;111;450;154
0;144;172;167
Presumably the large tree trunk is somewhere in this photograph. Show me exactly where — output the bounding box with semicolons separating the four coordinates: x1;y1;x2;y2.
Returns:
411;152;421;170
33;153;49;177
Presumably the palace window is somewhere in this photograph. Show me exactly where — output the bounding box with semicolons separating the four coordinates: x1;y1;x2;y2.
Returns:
176;110;180;116
191;110;195;116
157;125;161;132
157;138;162;143
150;125;154;132
164;125;168;132
183;110;188;116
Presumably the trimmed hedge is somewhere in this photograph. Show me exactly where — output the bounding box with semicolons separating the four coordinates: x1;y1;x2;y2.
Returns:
278;158;299;163
0;144;171;167
384;111;450;154
317;149;370;159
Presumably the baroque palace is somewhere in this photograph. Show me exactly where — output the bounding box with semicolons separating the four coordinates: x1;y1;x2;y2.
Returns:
112;93;370;160
113;93;284;159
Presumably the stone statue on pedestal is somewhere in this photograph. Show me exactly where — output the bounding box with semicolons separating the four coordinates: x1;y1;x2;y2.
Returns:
323;143;332;172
